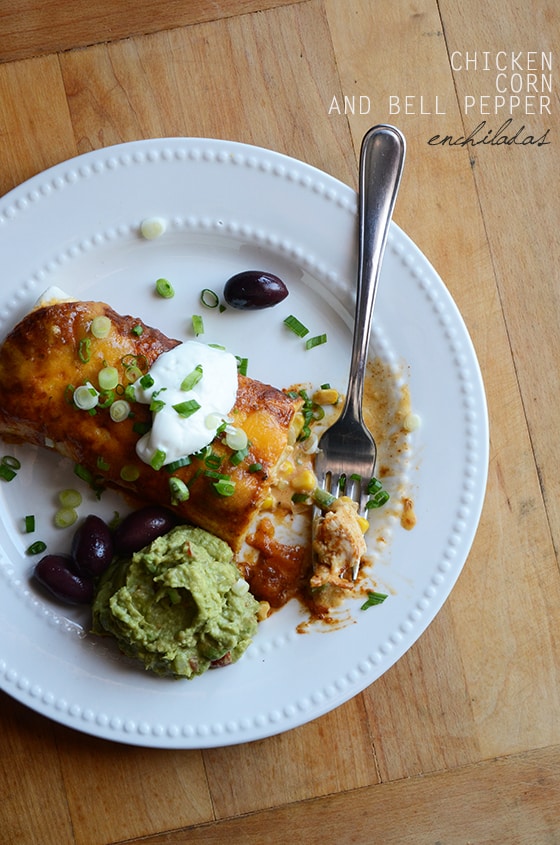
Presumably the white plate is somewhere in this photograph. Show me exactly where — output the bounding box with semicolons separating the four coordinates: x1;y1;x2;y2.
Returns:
0;138;488;747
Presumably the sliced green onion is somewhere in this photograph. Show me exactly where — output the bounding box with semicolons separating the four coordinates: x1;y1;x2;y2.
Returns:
291;492;309;504
204;451;222;470
139;373;155;390
78;337;91;363
150;450;167;471
248;462;263;473
155;277;174;298
366;490;390;509
110;399;131;422
132;421;151;436
120;465;140;482
192;314;204;336
213;478;236;497
284;315;309;337
91;315;112;338
98;390;115;409
124;365;143;383
97;456;111;471
180;365;203;392
98;366;119;391
74;464;94;485
24;515;35;533
312;487;336;510
230;446;250;466
236;356;248;376
169;477;190;505
131;324;144;336
225;426;248;452
2;455;21;470
164;456;192;473
0;465;17;481
305;333;327;350
360;591;388;610
173;399;201;418
73;384;99;411
58;488;82;508
26;540;47;555
150;398;165;413
54;507;78;529
200;288;220;308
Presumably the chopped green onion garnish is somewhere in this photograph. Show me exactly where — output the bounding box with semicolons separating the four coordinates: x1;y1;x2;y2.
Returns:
200;288;220;308
164;456;192;473
110;400;131;422
360;591;388;610
169;477;190;505
58;488;82;508
131;324;144;336
225;427;248;452
173;399;201;418
97;456;111;471
78;337;91;363
312;487;337;510
305;333;327;350
155;277;174;298
24;515;35;533
204;452;222;470
120;465;140;482
180;365;203;391
213;478;236;497
291;492;309;504
284;315;309;337
91;315;112;338
366;490;390;509
365;477;390;508
0;465;17;481
132;421;151;436
248;463;263;473
139;373;155;389
150;450;167;471
98;366;119;391
98;390;115;409
150;398;166;413
236;356;248;376
73;384;99;411
192;314;204;336
74;464;94;485
26;540;47;555
54;507;78;529
230;447;250;466
2;455;21;470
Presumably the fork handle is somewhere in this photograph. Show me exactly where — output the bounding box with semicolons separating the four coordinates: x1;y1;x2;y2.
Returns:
342;124;406;423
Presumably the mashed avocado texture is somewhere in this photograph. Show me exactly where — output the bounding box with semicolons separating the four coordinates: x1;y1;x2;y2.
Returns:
92;525;260;678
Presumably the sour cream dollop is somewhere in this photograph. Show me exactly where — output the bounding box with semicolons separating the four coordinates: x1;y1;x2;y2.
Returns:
133;341;238;467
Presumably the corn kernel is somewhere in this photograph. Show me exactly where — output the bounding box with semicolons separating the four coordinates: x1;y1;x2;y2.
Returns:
281;460;294;475
291;469;317;492
312;388;339;405
357;516;370;533
260;495;274;510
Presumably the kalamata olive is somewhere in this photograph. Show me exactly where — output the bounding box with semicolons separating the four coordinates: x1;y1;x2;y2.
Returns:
34;554;94;605
223;270;288;310
113;505;176;554
71;514;114;577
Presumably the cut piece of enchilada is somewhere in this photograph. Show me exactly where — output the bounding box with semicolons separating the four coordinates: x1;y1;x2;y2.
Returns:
0;299;303;551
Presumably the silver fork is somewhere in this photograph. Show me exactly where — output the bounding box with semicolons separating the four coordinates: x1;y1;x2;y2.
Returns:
313;124;406;578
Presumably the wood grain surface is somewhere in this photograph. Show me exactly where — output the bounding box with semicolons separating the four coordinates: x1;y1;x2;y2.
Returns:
1;2;559;843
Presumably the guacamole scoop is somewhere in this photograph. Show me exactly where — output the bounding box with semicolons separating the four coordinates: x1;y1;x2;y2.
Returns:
92;525;260;678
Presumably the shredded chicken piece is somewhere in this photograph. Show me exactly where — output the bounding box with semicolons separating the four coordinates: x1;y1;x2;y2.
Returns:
311;499;367;589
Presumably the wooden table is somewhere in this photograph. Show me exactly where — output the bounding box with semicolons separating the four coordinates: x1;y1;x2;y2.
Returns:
1;2;559;842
